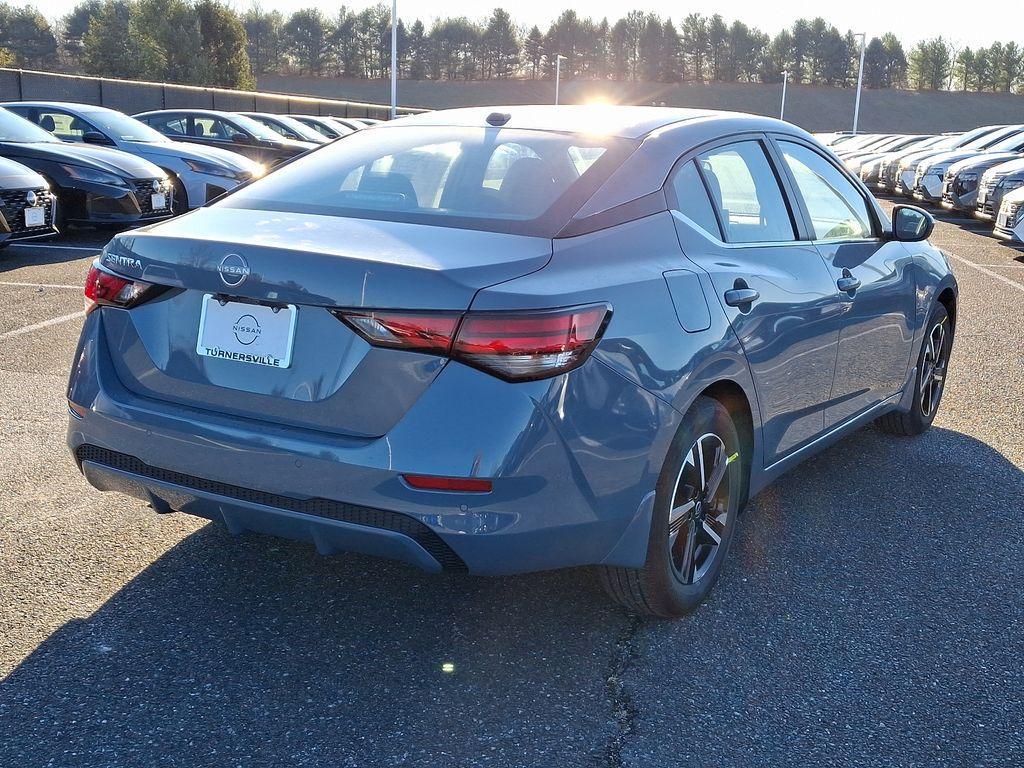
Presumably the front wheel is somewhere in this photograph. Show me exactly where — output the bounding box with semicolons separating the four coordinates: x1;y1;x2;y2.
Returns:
877;303;952;436
599;396;744;618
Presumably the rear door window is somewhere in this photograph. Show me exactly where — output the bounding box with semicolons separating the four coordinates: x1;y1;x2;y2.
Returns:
696;141;796;243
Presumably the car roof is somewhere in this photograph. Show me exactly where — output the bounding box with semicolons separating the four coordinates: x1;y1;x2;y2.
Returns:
135;109;241;119
0;100;117;115
388;105;783;140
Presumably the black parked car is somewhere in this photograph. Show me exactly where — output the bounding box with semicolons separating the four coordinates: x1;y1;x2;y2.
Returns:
0;108;171;228
134;109;317;167
0;155;58;246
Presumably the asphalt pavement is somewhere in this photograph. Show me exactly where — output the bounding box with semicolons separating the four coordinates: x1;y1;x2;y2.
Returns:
0;207;1022;767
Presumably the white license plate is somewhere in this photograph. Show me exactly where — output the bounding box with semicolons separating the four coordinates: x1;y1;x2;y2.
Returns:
196;295;297;368
24;206;45;227
999;213;1010;228
978;189;987;203
151;193;167;210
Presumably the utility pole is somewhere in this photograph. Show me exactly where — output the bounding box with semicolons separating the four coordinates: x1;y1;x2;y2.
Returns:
852;32;866;134
390;0;397;119
554;54;567;105
780;71;789;120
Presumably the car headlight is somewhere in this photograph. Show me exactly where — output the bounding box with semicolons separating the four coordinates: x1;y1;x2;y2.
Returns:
1000;179;1024;192
184;158;247;179
60;164;129;187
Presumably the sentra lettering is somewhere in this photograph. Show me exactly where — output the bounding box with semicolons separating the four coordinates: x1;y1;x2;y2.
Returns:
104;254;142;271
202;347;283;367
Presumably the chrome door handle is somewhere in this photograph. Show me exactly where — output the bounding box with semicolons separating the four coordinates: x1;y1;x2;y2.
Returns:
837;276;861;293
723;288;760;308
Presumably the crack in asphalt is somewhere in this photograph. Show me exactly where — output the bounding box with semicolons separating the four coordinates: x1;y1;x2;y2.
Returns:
601;614;644;768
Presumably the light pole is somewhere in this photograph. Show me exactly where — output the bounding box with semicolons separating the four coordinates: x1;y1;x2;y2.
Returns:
852;32;866;134
389;0;397;120
554;54;567;105
780;70;789;120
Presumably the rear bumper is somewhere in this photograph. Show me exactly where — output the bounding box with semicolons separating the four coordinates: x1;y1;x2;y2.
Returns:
67;310;678;575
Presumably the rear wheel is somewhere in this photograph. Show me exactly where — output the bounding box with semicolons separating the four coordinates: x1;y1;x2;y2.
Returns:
599;396;743;618
877;303;952;436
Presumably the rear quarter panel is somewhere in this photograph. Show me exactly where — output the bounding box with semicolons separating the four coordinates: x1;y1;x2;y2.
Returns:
469;211;762;475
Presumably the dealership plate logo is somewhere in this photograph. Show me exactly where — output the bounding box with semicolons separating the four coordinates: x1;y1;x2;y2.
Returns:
232;313;261;345
218;253;250;287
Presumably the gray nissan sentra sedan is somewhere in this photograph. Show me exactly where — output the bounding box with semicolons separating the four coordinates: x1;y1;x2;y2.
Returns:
67;106;957;617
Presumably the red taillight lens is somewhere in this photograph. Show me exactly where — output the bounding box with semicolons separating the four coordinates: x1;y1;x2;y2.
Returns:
84;262;162;313
334;303;611;382
335;310;461;354
452;305;610;381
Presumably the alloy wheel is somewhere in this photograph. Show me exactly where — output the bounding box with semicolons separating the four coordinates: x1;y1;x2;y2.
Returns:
668;433;735;585
919;320;949;419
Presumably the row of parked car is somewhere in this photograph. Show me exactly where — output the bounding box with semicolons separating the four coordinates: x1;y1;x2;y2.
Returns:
818;126;1024;245
0;102;381;248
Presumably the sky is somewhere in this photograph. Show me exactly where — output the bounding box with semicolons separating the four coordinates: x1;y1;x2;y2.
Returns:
32;0;1024;49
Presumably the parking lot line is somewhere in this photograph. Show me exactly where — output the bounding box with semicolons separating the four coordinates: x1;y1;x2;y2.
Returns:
0;280;83;290
0;310;85;341
946;253;1024;294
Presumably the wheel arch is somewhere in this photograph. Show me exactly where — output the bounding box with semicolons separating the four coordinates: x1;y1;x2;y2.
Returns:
697;379;754;511
936;286;957;331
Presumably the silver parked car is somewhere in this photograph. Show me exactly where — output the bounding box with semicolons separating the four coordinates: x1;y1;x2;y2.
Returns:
993;186;1024;244
3;102;264;214
975;158;1024;222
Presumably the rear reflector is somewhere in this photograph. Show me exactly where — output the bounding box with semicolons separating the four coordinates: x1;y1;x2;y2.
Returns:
403;474;493;493
84;261;164;313
334;303;611;382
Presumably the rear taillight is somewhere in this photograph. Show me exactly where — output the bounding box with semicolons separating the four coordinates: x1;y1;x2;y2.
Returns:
84;261;164;313
333;303;611;382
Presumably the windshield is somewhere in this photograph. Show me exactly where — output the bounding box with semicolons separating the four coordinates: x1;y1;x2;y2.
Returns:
230;113;286;141
218;126;635;236
82;109;169;143
0;108;58;143
987;131;1024;152
265;115;323;143
959;125;1012;149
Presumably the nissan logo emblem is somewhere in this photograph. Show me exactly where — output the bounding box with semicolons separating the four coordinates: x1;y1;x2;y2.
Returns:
218;253;250;287
25;190;36;206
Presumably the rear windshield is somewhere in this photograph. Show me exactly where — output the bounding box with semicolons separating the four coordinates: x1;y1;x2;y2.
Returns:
217;126;636;235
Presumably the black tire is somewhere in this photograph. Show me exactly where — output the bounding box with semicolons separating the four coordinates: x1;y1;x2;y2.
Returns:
877;303;952;436
598;395;744;618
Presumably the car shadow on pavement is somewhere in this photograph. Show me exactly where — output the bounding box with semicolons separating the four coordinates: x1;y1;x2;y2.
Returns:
1;425;1022;767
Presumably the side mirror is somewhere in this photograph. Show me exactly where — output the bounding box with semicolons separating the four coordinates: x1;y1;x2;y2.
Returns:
82;131;114;146
231;134;252;145
890;204;934;242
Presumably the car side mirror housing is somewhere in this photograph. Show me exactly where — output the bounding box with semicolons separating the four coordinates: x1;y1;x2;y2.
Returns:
231;134;252;145
890;204;934;242
82;131;114;146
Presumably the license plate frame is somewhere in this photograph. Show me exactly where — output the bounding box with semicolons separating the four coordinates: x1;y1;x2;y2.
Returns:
24;206;45;228
196;295;297;369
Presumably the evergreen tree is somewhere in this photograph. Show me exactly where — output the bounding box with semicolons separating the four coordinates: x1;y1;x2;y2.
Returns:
196;0;254;88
